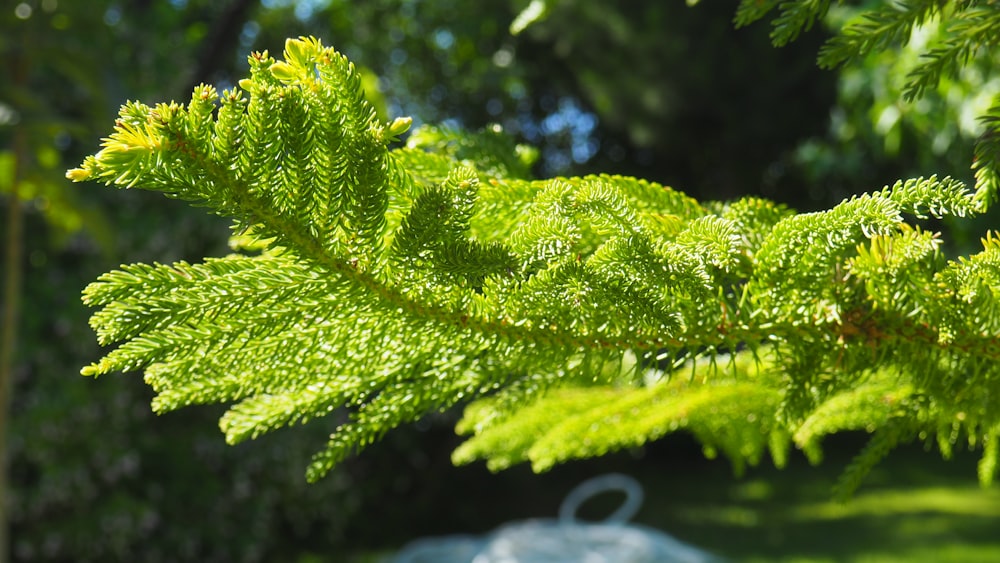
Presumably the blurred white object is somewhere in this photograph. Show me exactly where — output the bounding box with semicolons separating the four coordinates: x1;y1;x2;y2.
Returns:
392;473;721;563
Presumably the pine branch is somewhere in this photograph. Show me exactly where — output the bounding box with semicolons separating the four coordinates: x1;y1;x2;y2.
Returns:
69;37;1000;491
770;0;834;46
973;96;1000;210
734;0;782;29
734;0;833;46
742;1;1000;210
980;424;1000;485
901;6;1000;102
454;350;785;475
817;1;953;70
834;419;917;501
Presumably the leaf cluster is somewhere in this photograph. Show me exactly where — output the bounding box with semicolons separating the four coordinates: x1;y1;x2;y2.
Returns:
69;36;1000;492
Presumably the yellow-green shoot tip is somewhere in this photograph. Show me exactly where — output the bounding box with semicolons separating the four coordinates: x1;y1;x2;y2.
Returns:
66;167;91;182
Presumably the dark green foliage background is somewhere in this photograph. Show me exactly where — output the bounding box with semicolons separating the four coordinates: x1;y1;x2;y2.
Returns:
3;0;995;560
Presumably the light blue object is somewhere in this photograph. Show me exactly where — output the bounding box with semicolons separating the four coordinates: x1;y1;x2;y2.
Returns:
392;473;722;563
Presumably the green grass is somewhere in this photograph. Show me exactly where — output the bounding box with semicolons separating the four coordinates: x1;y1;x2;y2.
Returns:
664;484;1000;562
342;431;1000;562
632;436;1000;562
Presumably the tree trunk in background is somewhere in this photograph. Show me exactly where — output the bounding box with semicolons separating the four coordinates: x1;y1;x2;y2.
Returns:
0;42;27;563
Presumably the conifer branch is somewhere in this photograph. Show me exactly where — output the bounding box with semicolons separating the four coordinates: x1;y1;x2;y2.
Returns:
900;6;1000;102
742;0;1000;208
974;99;1000;210
816;1;953;70
69;36;1000;490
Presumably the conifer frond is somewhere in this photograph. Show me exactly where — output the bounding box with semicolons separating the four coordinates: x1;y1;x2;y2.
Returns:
973;98;1000;210
748;192;902;326
734;0;833;45
710;197;794;255
733;0;781;29
817;1;952;70
406;123;538;180
848;224;942;316
980;424;1000;485
740;1;1000;209
834;419;918;501
793;375;917;452
899;6;1000;102
454;350;784;475
71;36;1000;490
881;175;977;218
769;0;833;46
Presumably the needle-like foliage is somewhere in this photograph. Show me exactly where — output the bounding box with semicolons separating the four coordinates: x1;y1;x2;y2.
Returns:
70;31;1000;491
737;0;1000;208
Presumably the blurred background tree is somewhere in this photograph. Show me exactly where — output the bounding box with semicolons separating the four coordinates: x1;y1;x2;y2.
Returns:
2;0;996;561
